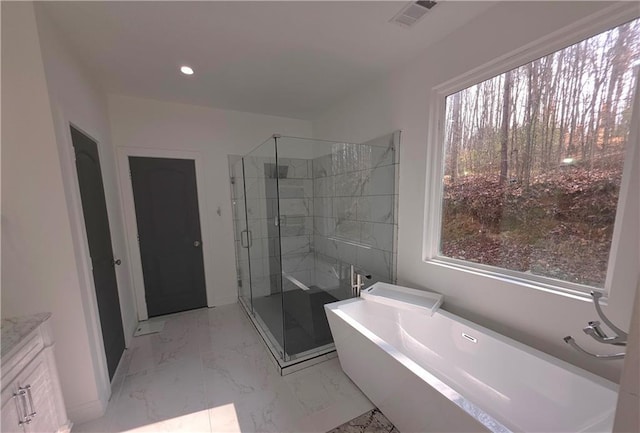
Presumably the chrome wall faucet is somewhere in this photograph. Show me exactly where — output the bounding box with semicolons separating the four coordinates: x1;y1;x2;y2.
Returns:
564;291;627;360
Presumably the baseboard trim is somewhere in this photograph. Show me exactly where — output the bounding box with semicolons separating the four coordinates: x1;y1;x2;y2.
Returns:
67;397;107;425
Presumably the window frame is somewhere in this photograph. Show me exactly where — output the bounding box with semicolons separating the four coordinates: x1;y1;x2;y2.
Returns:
423;3;640;300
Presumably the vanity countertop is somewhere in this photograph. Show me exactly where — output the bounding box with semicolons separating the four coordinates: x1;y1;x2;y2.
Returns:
1;312;51;359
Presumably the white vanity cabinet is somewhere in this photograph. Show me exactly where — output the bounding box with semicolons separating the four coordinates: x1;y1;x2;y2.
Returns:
1;314;71;433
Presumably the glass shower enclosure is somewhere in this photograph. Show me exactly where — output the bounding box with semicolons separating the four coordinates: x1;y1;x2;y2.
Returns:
229;133;400;369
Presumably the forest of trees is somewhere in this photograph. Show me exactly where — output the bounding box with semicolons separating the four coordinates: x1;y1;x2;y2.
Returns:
441;19;639;287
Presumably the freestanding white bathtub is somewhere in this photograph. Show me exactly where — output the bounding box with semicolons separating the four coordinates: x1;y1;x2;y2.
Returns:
325;283;619;433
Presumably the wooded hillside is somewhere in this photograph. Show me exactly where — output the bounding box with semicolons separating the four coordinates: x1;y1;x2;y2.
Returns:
441;19;639;287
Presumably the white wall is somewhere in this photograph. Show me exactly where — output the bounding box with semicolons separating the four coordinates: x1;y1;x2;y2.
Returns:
312;1;639;382
1;2;108;423
107;95;312;312
33;5;140;419
614;77;640;432
613;281;640;432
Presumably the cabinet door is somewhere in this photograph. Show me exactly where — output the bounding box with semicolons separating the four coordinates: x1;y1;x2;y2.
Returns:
15;355;58;433
1;388;26;433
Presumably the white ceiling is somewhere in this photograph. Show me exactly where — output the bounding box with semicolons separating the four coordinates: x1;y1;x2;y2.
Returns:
42;1;495;120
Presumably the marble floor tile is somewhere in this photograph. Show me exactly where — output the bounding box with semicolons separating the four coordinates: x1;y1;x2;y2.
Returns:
73;303;373;433
126;314;207;375
209;383;305;433
111;359;207;430
202;343;278;402
284;358;372;415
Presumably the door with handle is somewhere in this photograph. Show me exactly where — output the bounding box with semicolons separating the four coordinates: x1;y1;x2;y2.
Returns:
229;157;253;311
129;156;207;317
243;146;286;353
71;126;125;380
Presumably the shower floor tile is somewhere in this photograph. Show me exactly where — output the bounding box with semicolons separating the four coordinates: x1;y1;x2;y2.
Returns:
73;303;373;433
252;290;337;357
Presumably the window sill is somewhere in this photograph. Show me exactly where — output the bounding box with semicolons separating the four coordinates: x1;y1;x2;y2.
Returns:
424;256;607;303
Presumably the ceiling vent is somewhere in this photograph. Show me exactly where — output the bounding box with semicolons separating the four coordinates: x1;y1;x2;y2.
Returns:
390;1;437;28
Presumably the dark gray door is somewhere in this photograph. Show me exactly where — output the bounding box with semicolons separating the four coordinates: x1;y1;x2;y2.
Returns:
129;157;207;317
71;126;125;380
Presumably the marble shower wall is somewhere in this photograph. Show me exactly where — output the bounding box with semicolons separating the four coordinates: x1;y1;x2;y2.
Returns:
312;132;400;286
240;154;315;297
273;158;315;292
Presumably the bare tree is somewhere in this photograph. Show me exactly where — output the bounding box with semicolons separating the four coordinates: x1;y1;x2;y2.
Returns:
499;71;511;185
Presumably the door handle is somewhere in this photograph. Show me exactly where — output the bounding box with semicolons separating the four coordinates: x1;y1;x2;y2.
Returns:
113;258;122;266
240;230;253;248
240;230;249;248
193;240;201;247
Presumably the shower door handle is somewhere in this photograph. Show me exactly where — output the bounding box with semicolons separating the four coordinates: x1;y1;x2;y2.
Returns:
241;230;253;248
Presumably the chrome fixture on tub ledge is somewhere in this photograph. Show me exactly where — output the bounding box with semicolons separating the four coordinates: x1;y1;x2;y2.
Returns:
350;265;371;297
564;291;627;360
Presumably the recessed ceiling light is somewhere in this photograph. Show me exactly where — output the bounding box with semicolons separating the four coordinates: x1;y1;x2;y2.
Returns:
180;66;194;75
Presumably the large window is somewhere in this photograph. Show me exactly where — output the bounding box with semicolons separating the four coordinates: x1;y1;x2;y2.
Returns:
436;18;639;291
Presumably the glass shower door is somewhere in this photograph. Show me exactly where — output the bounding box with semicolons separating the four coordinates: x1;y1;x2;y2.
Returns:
229;156;252;310
243;139;286;358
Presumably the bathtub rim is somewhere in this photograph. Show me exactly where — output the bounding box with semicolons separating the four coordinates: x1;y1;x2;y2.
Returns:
325;298;618;433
